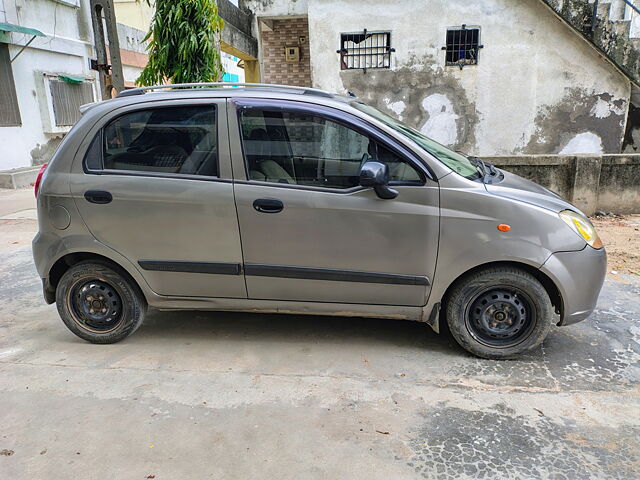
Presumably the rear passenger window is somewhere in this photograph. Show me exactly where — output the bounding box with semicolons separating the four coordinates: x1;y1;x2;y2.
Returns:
101;106;218;176
239;107;422;189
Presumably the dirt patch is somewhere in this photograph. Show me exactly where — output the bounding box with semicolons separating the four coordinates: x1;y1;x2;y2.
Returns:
591;214;640;279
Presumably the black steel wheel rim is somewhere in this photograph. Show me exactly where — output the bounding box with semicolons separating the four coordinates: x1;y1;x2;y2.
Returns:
465;286;536;348
70;279;123;332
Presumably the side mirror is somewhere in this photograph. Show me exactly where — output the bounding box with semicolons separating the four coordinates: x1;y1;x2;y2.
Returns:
359;161;399;199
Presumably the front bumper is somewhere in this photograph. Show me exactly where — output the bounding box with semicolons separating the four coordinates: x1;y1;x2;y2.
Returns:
540;245;607;326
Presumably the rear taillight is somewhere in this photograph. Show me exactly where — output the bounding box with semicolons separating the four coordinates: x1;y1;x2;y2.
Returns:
34;163;48;198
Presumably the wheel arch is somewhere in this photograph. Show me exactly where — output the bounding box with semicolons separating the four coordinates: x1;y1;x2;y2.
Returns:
46;252;146;305
435;260;563;331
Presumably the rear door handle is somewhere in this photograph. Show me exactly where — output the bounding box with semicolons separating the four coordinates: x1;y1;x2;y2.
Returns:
84;190;113;204
253;198;284;213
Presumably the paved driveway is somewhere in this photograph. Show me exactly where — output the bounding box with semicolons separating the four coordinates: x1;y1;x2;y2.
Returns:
1;189;639;479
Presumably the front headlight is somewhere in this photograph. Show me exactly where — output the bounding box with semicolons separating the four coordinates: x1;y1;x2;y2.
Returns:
559;210;603;249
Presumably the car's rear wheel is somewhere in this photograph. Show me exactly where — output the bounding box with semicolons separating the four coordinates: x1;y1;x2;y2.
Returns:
56;261;146;343
445;266;554;359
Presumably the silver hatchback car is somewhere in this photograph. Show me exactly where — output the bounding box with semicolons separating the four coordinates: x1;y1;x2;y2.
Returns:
33;83;606;359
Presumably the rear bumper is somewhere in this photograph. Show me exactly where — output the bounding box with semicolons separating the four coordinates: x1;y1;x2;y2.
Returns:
33;231;59;304
540;246;607;326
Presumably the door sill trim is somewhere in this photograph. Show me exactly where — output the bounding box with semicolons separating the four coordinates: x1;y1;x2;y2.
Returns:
138;260;242;275
244;263;430;286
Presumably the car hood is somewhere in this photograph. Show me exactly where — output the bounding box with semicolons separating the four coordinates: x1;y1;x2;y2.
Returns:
485;169;581;214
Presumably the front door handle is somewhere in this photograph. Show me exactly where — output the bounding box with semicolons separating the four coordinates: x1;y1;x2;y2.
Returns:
253;198;284;213
84;190;113;204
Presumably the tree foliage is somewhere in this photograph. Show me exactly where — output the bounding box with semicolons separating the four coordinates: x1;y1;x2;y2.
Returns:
137;0;225;85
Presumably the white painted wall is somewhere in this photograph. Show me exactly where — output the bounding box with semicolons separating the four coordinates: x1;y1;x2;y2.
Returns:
116;22;148;85
0;0;98;170
247;0;632;155
242;0;308;18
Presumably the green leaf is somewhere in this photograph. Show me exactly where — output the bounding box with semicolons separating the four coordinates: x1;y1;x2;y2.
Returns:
136;0;223;86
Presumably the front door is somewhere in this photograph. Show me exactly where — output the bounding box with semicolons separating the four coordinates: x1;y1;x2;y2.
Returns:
229;99;439;307
70;99;246;298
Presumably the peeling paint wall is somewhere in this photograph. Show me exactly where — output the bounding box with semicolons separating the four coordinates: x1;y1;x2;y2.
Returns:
339;63;479;153
241;0;308;18
623;103;640;153
246;0;632;156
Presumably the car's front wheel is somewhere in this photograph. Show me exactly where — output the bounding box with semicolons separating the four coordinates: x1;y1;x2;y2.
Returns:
445;266;554;359
56;261;146;343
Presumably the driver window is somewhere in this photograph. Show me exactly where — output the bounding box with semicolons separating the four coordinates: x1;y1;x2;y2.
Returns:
239;107;422;189
240;108;370;189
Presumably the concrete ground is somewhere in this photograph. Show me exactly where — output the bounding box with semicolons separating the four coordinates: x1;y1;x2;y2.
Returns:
1;188;639;480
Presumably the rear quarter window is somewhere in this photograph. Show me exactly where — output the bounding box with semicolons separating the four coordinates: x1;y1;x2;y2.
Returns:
86;105;219;177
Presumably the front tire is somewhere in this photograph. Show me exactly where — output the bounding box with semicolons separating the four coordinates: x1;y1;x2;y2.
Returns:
56;261;146;344
445;266;554;359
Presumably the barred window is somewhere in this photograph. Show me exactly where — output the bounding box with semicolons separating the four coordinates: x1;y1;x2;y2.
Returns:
338;30;394;71
443;25;482;68
49;78;94;126
0;44;21;126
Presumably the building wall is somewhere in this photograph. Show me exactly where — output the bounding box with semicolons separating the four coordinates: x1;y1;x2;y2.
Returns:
260;17;311;87
0;0;152;172
241;0;308;18
115;22;149;87
488;154;640;215
222;52;246;83
0;0;97;170
113;0;153;31
245;0;632;156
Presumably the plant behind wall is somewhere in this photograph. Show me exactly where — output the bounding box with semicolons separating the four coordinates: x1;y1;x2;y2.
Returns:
137;0;225;85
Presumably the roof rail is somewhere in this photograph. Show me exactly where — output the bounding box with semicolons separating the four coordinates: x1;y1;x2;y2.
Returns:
117;82;335;99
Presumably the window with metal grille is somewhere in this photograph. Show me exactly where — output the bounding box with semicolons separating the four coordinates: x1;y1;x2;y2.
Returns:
338;30;394;72
49;78;94;126
443;25;482;68
0;44;22;127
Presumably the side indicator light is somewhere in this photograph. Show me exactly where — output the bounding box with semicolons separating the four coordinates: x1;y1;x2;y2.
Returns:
497;224;511;232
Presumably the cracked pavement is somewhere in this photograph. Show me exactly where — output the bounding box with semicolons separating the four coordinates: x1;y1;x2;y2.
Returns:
0;188;639;479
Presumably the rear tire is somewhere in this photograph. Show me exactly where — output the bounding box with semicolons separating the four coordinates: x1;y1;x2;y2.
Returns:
56;261;146;344
445;266;554;359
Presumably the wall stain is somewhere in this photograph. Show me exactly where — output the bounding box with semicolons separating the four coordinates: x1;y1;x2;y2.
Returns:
524;89;626;154
622;103;639;153
339;56;479;153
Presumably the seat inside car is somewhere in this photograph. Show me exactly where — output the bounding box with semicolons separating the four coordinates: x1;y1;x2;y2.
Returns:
246;128;296;184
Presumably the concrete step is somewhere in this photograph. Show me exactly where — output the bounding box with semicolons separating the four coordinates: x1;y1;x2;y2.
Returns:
0;167;40;189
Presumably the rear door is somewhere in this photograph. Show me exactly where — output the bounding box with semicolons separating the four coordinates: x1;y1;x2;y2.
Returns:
70;98;247;298
228;98;440;307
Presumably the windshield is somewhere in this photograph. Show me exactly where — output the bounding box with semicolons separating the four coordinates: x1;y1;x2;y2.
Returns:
352;102;481;180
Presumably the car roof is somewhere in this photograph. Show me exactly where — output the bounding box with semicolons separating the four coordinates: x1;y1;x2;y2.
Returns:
79;83;358;117
118;82;346;99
